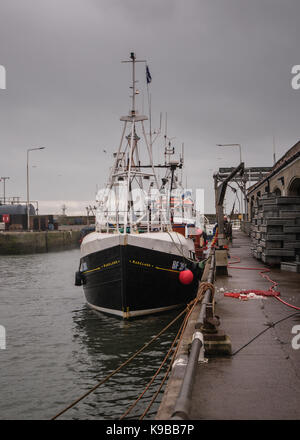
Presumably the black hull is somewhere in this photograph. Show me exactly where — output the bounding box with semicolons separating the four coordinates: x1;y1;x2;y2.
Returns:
80;244;198;318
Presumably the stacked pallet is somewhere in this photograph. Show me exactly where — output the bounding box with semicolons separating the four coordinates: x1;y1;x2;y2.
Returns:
250;195;300;265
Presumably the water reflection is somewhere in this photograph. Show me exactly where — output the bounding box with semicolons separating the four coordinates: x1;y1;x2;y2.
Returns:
0;249;184;420
70;306;184;420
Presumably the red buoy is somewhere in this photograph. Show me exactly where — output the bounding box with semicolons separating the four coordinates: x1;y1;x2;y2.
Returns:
179;269;194;285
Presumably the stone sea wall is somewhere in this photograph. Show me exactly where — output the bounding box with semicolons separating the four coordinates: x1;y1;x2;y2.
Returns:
0;230;81;255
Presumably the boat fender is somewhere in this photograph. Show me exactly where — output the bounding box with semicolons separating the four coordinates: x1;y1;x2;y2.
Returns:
198;260;206;270
179;269;194;285
75;271;83;286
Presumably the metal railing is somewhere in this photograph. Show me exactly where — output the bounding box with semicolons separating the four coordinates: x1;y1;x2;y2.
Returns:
195;252;216;330
171;249;216;420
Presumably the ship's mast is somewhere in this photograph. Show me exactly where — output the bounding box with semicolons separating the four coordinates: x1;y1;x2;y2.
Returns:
122;52;142;116
98;52;167;233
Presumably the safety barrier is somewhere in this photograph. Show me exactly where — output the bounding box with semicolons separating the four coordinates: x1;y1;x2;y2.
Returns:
171;249;217;420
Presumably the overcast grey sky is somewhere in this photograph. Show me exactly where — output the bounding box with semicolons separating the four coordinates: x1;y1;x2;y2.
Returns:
0;0;299;214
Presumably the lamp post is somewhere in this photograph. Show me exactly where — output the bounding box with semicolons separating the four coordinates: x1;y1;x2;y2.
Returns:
1;176;9;204
27;147;45;230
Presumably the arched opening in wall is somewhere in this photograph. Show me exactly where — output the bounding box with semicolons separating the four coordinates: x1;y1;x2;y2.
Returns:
287;177;300;196
273;187;282;196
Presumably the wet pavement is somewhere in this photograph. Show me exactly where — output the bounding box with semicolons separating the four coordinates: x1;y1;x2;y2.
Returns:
158;231;300;420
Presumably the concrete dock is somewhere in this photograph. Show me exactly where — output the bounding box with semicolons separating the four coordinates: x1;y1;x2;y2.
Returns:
0;230;81;254
157;231;300;420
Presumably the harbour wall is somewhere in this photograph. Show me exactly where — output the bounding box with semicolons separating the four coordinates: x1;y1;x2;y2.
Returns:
0;230;81;255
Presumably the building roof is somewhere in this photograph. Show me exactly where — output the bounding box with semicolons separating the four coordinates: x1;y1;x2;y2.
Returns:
0;204;35;215
247;140;300;195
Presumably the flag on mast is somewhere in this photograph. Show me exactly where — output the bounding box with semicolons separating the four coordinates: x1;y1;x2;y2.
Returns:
146;65;152;84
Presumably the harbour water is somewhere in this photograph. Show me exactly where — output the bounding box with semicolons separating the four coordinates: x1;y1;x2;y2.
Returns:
0;249;183;420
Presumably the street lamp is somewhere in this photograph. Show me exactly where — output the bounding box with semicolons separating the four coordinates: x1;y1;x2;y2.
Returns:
27;147;45;230
0;176;10;204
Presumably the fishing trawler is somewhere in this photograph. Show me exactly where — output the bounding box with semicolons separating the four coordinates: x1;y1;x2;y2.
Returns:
75;53;199;318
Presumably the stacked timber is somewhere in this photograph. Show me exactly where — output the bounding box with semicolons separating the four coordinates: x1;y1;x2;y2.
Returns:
250;195;300;265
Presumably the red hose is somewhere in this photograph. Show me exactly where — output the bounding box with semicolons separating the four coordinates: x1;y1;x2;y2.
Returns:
274;297;300;310
225;256;300;311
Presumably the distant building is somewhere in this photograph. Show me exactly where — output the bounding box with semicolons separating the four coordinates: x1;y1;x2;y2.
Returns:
0;204;35;215
0;204;56;231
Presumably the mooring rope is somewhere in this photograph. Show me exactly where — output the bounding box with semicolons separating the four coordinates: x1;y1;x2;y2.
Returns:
135;281;214;420
119;315;186;420
51;278;213;420
166;230;198;263
51;306;188;420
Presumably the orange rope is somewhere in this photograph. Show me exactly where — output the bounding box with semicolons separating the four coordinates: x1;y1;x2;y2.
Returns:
119;316;186;420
